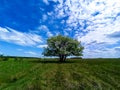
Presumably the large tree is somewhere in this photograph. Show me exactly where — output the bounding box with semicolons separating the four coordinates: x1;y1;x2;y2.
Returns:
43;35;84;62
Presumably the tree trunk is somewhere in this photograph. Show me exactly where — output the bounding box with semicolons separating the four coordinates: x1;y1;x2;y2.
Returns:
59;55;67;62
63;55;66;62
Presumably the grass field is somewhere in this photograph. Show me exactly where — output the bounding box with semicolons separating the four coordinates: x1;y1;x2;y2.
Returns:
0;57;120;90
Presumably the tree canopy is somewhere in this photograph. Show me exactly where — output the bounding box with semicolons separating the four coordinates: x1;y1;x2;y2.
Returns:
43;35;84;62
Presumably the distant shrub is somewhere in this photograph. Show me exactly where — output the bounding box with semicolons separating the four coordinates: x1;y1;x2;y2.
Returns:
0;55;9;61
14;57;23;61
3;57;9;61
14;57;17;61
0;55;3;60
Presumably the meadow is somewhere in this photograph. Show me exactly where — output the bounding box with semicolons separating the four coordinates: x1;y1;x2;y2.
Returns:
0;57;120;90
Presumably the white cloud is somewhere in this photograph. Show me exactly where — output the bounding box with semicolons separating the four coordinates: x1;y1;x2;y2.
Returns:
38;25;53;37
54;0;120;58
43;0;49;5
0;27;42;46
38;25;49;31
37;44;48;48
24;51;37;55
47;31;53;37
83;48;119;58
0;27;9;32
17;49;23;51
42;14;48;21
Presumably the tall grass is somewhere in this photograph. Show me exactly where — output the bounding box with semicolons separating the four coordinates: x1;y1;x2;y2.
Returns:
0;58;120;90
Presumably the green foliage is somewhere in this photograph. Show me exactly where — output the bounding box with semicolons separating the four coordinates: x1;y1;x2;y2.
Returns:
43;35;84;61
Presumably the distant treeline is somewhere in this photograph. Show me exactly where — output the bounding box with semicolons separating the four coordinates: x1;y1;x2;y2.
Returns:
0;55;41;59
0;55;41;61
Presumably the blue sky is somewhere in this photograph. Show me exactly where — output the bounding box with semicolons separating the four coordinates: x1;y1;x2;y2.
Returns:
0;0;120;58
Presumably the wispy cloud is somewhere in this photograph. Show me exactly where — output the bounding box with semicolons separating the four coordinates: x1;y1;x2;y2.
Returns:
37;44;48;48
108;31;120;38
17;49;23;51
0;27;42;46
24;51;37;55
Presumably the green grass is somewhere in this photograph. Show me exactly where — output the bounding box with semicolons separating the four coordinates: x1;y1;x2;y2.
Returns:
0;57;120;90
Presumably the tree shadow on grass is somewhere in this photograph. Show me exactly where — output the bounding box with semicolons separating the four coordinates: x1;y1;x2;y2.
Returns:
29;59;78;64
